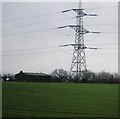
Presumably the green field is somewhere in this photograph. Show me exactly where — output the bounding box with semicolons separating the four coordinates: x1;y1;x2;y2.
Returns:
2;82;118;117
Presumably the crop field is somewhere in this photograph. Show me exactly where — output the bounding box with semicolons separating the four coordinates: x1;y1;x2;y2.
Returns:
2;82;118;118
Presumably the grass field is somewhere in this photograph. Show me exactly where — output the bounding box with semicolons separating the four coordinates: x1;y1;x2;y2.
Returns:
2;82;118;117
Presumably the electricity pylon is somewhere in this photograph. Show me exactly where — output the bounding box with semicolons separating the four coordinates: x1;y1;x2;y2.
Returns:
58;2;100;82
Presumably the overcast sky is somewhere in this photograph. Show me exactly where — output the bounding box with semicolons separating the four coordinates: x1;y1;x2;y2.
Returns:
1;1;118;74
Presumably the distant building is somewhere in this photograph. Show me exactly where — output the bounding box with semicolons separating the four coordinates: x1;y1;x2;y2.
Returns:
15;71;51;82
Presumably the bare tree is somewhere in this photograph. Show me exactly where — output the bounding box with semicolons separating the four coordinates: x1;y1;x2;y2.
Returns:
51;69;68;82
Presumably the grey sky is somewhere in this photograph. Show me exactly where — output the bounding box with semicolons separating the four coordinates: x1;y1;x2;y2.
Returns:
2;2;118;74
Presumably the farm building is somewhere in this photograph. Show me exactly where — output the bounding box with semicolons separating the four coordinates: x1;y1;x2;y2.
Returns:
15;71;51;82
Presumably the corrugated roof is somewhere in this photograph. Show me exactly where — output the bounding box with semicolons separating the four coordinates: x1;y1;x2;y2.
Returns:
19;71;50;77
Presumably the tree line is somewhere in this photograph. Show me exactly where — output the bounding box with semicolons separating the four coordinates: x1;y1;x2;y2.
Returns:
1;69;120;84
51;69;120;84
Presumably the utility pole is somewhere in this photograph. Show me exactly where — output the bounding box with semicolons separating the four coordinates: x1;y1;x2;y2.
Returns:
59;1;100;82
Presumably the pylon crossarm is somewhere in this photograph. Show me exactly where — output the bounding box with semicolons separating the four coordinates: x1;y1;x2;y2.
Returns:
59;44;70;47
58;25;100;34
61;8;85;13
72;8;85;11
86;14;97;16
86;47;99;49
60;44;99;50
89;31;100;33
57;26;68;29
61;9;72;13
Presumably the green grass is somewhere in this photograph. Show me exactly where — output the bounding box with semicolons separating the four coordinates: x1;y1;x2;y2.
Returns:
2;82;118;117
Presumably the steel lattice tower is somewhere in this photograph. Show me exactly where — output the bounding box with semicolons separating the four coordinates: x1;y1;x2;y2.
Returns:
59;2;99;82
70;7;86;81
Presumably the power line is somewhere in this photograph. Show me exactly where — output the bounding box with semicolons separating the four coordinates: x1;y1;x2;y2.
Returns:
2;43;118;53
2;21;118;30
1;47;118;57
2;17;75;29
3;11;61;23
1;50;63;56
2;27;118;37
3;6;117;23
2;46;59;53
3;34;73;44
3;27;58;37
3;28;117;44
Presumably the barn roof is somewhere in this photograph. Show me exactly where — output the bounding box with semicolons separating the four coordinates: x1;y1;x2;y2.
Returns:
17;71;51;77
24;72;50;77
